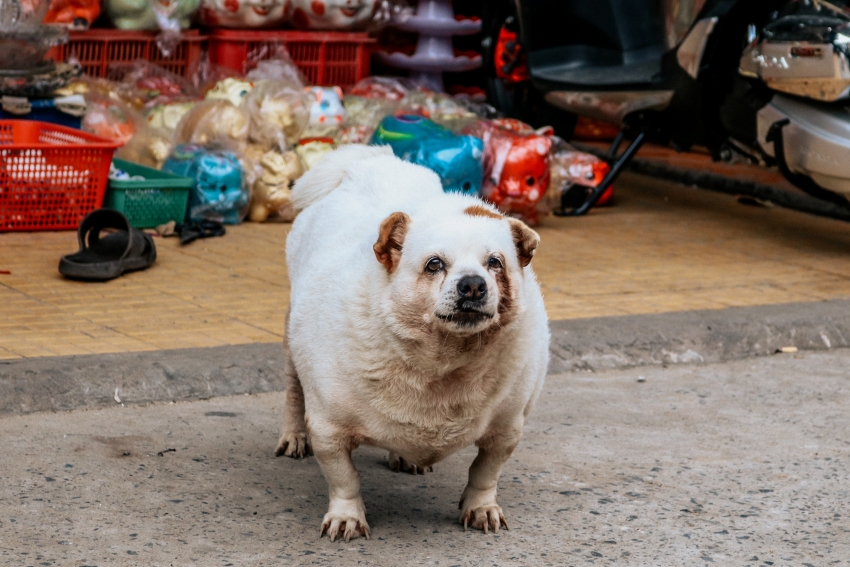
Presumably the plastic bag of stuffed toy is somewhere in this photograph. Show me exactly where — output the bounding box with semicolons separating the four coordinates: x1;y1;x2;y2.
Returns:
246;56;307;90
542;136;612;216
204;77;255;107
242;145;303;222
462;118;552;226
338;76;412;143
401;90;479;133
108;60;199;109
339;94;400;144
243;80;312;150
56;76;149;111
114;125;174;170
162;144;250;224
172;99;250;153
347;75;415;100
301;86;347;140
81;95;140;145
187;55;245;94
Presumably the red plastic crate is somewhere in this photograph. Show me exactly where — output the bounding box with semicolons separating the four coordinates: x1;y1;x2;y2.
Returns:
0;121;121;232
46;29;208;78
208;30;375;87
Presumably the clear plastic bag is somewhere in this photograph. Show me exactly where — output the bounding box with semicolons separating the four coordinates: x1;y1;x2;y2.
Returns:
81;96;139;144
295;138;334;170
243;145;303;222
339;94;399;143
108;60;198;109
204;76;255;107
401;89;479;133
173;99;250;152
144;100;197;132
245;55;307;90
114;125;174;170
543;136;612;215
347;75;414;100
302;86;347;140
162;144;250;224
463;118;552;226
188;54;245;94
242;80;311;150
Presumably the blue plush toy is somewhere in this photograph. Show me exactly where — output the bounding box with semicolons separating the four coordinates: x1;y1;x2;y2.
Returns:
163;144;248;225
370;114;484;195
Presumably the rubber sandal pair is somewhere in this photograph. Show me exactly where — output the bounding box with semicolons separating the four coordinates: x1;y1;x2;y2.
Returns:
59;209;156;281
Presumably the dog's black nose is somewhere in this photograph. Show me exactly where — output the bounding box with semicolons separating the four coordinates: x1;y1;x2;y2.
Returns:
457;275;487;301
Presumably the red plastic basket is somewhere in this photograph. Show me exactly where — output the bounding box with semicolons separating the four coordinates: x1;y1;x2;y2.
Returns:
0;121;121;232
208;30;375;87
46;30;208;78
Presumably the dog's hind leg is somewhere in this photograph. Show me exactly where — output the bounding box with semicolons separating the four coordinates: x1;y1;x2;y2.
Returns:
275;324;312;459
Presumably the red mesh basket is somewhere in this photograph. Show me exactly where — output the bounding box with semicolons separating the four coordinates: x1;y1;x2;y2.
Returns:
0;121;121;232
46;30;207;78
208;30;375;87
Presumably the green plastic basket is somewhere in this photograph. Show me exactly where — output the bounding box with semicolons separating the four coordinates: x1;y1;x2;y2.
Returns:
104;158;193;228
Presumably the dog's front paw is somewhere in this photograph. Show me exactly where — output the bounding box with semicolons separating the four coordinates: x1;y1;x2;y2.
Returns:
321;498;370;542
459;487;508;533
388;451;433;474
275;430;312;459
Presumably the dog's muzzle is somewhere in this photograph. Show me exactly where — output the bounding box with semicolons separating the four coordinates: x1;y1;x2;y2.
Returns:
436;275;494;327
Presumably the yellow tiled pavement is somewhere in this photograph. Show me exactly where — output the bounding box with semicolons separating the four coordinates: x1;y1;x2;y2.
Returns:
2;170;850;360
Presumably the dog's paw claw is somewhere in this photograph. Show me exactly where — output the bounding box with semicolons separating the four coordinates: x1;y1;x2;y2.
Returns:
459;504;508;534
388;452;433;475
321;515;369;543
275;431;312;459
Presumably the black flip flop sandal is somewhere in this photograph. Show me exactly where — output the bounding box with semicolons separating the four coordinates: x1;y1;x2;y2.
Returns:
59;209;157;281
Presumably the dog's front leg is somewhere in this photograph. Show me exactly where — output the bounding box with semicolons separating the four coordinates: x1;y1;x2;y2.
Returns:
314;434;370;542
459;423;523;533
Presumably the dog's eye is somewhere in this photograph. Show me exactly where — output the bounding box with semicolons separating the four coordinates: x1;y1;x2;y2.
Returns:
488;256;503;270
425;257;444;273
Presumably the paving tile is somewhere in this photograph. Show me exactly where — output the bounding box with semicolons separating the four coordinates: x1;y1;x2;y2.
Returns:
3;170;850;357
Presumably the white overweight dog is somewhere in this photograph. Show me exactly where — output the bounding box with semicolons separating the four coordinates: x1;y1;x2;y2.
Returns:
275;145;549;542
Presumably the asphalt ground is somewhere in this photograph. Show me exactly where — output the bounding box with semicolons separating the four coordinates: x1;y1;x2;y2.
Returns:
1;348;847;566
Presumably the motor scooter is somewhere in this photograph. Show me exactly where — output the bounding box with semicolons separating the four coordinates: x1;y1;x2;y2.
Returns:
482;0;850;215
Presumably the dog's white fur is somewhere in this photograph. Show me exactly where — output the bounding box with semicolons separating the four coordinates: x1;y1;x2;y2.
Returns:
276;145;549;541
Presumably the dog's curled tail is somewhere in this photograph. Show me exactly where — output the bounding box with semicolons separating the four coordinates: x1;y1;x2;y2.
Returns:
291;144;394;211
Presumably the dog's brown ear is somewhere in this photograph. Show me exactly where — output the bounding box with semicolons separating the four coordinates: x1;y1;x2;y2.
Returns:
507;218;540;268
374;212;411;273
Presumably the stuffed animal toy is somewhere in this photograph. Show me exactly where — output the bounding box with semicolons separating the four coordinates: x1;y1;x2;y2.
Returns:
114;126;173;170
303;86;346;138
173;99;250;152
371;114;483;195
163;144;248;224
243;80;311;150
290;0;376;29
145;101;196;131
198;0;289;28
105;0;200;29
43;0;100;28
204;77;255;107
463;118;552;226
295;137;335;170
547;143;612;211
246;147;303;222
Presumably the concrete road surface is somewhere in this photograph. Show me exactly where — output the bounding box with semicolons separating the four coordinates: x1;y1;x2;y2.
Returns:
2;350;848;566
